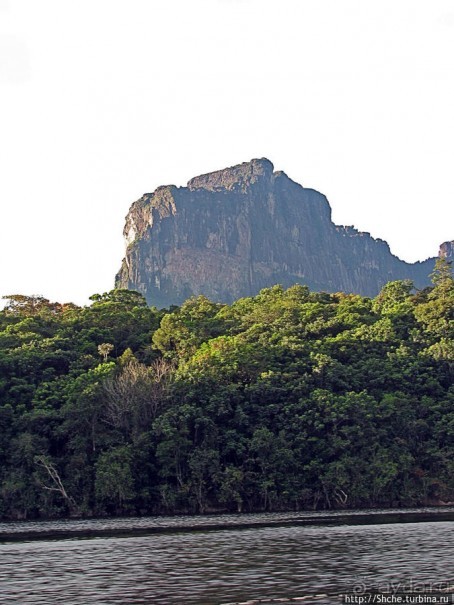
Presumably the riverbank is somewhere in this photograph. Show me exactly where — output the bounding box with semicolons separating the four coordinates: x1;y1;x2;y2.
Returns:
1;506;453;543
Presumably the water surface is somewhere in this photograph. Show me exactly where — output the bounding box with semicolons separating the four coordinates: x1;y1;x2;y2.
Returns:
1;509;452;604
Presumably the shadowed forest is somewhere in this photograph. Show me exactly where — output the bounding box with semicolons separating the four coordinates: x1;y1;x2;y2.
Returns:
0;260;452;520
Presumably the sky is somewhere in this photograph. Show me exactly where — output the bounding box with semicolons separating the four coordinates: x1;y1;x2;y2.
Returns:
1;0;453;306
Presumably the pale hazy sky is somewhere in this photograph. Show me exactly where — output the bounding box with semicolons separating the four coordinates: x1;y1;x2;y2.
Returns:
1;0;453;305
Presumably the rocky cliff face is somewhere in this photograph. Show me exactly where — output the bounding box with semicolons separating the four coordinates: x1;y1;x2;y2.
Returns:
116;158;452;307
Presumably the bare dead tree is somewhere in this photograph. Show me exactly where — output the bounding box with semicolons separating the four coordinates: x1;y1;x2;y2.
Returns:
148;358;175;418
334;487;348;506
35;455;79;515
102;357;174;438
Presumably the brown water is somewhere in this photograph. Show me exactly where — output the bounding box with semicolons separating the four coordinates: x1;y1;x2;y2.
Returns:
0;509;453;604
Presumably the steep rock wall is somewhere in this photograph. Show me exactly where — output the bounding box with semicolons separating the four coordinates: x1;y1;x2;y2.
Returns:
116;158;450;307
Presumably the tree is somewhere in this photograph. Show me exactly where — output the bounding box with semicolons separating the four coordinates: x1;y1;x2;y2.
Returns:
415;257;453;351
430;257;453;297
34;455;79;515
102;356;173;439
2;294;63;317
98;343;114;362
95;446;135;513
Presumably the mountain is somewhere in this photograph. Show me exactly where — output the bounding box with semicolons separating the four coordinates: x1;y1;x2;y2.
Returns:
115;158;452;307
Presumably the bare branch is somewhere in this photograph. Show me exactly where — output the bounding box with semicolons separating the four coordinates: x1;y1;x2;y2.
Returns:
35;456;78;512
102;358;174;436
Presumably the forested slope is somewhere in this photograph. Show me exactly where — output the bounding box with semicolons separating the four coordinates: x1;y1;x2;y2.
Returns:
0;261;452;520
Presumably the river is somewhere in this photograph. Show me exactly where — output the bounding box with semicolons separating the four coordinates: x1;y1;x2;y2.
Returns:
0;508;453;604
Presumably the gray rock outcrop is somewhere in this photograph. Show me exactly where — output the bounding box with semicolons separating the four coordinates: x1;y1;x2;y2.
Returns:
116;158;452;307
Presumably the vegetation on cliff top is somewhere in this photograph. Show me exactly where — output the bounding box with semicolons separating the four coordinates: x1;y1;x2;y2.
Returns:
0;260;452;519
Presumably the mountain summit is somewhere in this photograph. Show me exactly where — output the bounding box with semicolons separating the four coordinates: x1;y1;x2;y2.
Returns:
115;159;451;307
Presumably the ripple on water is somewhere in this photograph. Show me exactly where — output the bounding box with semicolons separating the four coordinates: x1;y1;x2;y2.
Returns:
0;515;453;604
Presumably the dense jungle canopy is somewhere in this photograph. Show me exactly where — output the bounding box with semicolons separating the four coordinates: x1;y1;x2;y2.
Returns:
0;260;452;519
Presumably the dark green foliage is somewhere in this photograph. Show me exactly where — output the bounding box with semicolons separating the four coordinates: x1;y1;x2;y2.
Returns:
0;272;453;519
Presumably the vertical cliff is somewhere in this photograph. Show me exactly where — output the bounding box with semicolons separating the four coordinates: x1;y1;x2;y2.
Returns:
116;158;450;307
